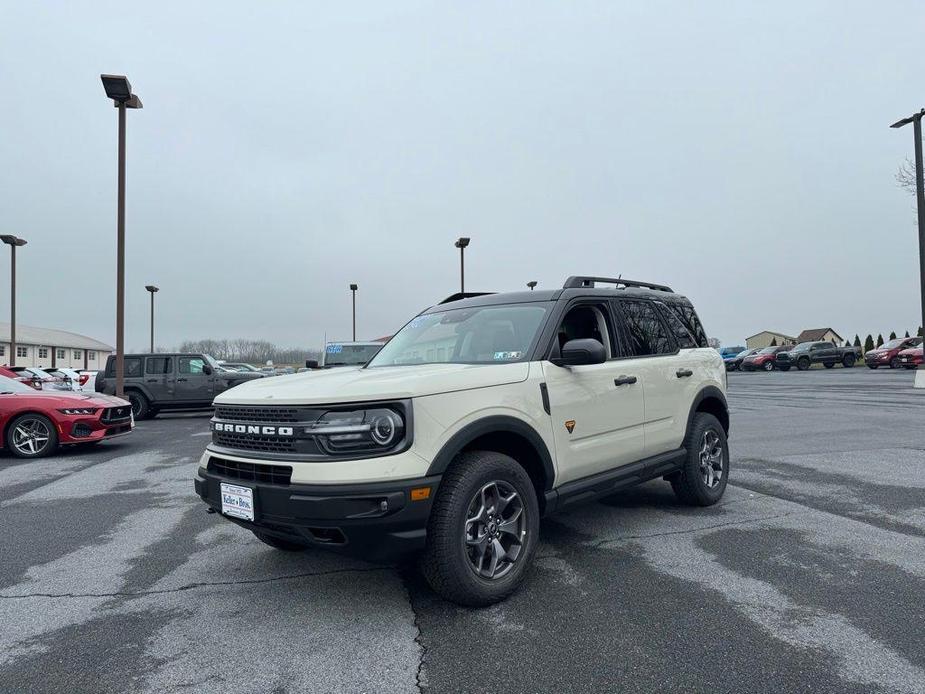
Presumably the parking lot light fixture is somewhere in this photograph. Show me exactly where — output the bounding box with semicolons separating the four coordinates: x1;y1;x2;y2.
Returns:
890;108;925;385
350;284;358;341
454;237;470;293
145;285;159;352
527;281;538;291
101;74;142;398
1;235;27;367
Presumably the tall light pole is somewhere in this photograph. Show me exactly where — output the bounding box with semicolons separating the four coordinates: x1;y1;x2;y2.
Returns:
455;237;470;293
145;285;159;352
527;281;537;291
101;74;142;398
891;108;925;385
350;284;358;341
1;235;27;366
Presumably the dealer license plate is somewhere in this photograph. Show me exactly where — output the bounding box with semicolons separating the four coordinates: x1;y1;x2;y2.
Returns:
220;482;255;521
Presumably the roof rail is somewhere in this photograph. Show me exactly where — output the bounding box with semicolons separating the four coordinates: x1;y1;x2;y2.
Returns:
562;276;673;293
439;292;496;305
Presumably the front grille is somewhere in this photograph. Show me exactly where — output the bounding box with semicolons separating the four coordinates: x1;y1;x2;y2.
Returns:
208;456;292;485
101;406;132;424
214;406;300;422
212;431;297;453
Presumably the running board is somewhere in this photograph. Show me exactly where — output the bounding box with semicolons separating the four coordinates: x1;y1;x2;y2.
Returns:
543;448;686;515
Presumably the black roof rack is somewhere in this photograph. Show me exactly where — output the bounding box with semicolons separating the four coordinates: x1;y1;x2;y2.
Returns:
439;292;496;305
562;276;673;293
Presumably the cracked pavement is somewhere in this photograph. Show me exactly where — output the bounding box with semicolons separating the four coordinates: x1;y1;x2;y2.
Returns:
2;368;924;692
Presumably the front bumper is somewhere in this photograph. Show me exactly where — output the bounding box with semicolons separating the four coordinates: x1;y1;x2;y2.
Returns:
195;463;440;561
58;411;134;444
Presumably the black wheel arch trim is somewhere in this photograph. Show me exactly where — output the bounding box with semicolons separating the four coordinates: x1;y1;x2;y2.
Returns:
686;385;729;436
425;415;555;491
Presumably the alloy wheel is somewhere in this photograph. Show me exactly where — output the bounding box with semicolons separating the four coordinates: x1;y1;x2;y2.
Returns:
464;480;526;580
699;429;724;489
12;418;51;456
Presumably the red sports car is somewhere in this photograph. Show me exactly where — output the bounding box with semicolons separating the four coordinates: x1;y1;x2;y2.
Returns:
0;374;134;458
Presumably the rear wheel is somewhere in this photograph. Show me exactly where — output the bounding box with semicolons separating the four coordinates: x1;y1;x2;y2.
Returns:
252;531;309;551
421;450;539;606
6;414;59;458
843;354;856;368
671;413;729;506
126;391;150;420
797;357;811;371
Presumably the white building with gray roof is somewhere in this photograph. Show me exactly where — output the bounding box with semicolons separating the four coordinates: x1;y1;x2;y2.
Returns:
0;322;113;370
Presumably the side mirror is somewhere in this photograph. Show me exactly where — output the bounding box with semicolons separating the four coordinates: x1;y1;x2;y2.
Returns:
552;338;607;367
305;359;319;369
202;364;214;375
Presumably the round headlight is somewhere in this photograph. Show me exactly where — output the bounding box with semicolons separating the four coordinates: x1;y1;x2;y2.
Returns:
370;412;399;446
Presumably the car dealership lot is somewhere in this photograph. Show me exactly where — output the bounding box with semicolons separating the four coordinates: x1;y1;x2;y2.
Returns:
1;370;924;693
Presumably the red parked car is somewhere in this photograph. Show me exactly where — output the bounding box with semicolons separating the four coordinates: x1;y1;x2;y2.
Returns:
0;365;41;389
897;346;923;370
741;345;791;371
0;374;134;458
864;337;923;369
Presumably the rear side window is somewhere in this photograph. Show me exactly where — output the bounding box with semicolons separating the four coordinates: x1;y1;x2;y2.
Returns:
618;300;674;356
146;357;172;375
664;301;709;348
656;303;697;349
107;358;142;377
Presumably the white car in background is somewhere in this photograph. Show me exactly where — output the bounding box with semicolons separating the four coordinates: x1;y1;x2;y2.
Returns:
46;367;95;391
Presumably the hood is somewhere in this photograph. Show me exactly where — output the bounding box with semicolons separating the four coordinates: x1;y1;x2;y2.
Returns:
214;362;531;405
2;391;129;407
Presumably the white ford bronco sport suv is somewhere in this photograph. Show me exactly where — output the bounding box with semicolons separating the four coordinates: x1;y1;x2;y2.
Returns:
195;276;729;605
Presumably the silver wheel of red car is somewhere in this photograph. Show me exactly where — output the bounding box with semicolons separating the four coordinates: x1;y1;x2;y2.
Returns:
763;361;774;371
7;414;58;458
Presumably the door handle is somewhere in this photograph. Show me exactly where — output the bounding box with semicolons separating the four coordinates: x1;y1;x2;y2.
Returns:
614;375;637;386
177;377;188;382
146;379;157;383
676;369;693;378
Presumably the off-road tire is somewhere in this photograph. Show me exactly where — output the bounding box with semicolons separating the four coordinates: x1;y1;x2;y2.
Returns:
797;357;811;371
671;413;729;506
779;365;791;371
420;450;539;606
253;531;309;551
843;354;856;368
6;413;59;459
126;391;150;420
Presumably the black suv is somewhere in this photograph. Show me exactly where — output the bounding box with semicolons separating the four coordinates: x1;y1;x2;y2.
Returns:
96;353;264;419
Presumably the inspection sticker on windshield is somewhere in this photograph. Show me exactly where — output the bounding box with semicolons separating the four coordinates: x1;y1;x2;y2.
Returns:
221;483;254;521
494;351;522;360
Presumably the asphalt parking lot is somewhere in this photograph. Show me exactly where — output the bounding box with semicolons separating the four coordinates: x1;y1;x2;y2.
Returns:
2;368;924;693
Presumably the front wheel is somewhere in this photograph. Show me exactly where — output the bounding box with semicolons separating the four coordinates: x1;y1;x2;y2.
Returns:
867;364;878;370
797;357;811;371
763;361;775;372
890;357;901;370
779;365;791;371
6;414;59;458
421;450;539;606
671;413;729;506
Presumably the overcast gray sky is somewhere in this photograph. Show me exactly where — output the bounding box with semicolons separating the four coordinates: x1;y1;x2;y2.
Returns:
2;1;924;350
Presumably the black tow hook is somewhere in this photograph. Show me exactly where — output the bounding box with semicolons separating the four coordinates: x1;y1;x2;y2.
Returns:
206;507;217;514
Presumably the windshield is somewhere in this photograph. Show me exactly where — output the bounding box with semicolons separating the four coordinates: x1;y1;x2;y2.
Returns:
323;343;383;367
369;303;550;367
758;346;778;354
0;375;36;394
883;339;905;350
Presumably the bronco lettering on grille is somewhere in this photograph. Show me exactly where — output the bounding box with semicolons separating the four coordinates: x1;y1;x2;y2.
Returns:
212;423;295;437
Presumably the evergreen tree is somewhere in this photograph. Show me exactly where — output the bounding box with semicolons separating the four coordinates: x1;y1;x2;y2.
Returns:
905;331;910;338
770;338;777;346
853;335;861;347
864;335;874;353
919;327;924;337
876;334;884;347
890;331;897;340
